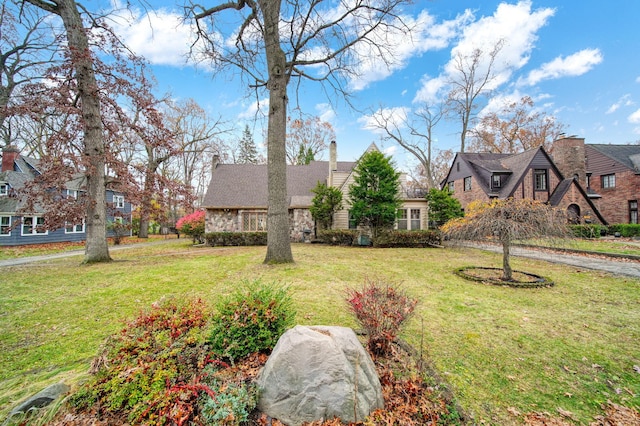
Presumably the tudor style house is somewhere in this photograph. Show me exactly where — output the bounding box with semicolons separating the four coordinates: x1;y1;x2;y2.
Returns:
0;146;132;246
202;142;429;241
442;145;607;224
550;135;640;224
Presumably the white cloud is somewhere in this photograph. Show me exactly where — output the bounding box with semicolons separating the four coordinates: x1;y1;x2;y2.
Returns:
358;107;409;134
238;98;269;120
348;9;473;91
629;108;640;124
383;145;398;156
315;103;336;123
606;94;633;114
414;0;555;103
110;7;199;67
520;48;603;86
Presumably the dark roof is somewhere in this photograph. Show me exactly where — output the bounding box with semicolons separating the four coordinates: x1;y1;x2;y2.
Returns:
202;160;356;209
548;177;608;225
588;144;640;172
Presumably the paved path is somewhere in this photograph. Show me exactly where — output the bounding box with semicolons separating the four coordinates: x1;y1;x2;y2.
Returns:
466;242;640;279
0;239;176;268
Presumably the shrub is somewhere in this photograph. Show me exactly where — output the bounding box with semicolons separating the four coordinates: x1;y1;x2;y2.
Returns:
373;230;443;248
69;298;214;425
209;280;295;362
199;370;257;426
204;231;267;246
607;223;640;237
346;279;418;356
177;210;206;243
569;224;607;238
317;229;358;245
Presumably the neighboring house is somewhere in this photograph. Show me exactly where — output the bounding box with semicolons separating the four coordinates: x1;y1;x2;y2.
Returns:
442;145;607;225
0;146;132;246
551;135;640;224
202;142;429;241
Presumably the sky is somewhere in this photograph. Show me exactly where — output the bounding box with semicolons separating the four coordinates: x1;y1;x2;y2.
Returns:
103;0;640;171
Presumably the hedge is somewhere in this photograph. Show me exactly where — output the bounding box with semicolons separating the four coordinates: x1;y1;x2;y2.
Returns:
606;223;640;237
569;224;608;238
204;232;267;246
316;230;358;246
373;230;443;248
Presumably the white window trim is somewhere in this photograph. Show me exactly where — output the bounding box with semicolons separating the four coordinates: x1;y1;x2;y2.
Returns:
0;183;8;196
113;194;125;209
65;219;86;234
21;216;48;236
0;215;11;236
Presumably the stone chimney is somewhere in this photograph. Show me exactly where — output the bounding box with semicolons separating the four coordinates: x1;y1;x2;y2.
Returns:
328;140;337;186
550;135;586;186
2;145;19;172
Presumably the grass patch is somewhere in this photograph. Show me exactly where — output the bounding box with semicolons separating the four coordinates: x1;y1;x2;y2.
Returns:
1;241;639;424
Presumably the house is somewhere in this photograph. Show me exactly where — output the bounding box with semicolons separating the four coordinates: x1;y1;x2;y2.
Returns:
551;135;640;224
442;145;607;224
202;142;429;241
0;146;132;246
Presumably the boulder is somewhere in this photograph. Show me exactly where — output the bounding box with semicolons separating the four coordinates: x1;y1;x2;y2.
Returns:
257;325;383;426
9;382;70;417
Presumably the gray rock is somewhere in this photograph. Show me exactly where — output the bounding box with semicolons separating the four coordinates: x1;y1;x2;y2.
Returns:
257;325;383;426
9;382;70;416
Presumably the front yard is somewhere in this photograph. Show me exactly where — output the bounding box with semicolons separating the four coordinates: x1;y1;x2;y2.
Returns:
1;241;639;424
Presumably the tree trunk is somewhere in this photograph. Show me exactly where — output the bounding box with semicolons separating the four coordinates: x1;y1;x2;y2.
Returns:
261;0;293;264
501;238;513;281
57;0;110;263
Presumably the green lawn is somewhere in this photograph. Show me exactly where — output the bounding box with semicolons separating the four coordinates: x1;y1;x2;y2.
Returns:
1;241;639;424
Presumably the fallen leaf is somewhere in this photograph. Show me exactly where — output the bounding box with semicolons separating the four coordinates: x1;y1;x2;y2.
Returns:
507;407;521;417
633;365;640;374
556;407;576;420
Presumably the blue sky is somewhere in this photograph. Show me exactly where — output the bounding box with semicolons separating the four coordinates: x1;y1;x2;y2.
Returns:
105;0;640;170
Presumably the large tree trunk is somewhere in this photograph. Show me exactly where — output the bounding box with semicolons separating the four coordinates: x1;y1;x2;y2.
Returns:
56;0;110;263
261;0;293;264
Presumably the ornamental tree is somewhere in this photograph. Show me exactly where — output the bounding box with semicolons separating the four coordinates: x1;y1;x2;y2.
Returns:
348;150;402;239
310;182;343;231
425;187;463;227
441;198;569;281
176;210;205;243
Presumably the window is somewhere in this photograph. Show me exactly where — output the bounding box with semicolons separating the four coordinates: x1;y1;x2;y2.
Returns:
243;211;267;231
65;220;85;233
410;209;421;230
348;211;357;229
1;216;11;235
0;183;8;196
630;201;638;224
492;175;501;189
113;194;125;208
397;209;408;230
447;181;454;192
534;169;547;191
21;216;47;235
463;176;472;191
602;174;616;189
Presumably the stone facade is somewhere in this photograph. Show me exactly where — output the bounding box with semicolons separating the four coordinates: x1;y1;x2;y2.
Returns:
206;208;315;242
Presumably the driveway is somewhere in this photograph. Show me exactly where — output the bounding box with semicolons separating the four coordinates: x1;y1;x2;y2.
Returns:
463;242;640;279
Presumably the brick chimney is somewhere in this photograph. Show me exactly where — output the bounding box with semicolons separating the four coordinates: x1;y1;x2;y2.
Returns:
2;145;19;172
550;135;586;186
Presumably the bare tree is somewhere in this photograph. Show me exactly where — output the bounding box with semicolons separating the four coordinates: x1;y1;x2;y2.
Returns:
286;114;334;165
447;40;505;153
369;102;445;190
189;0;411;264
24;0;111;263
468;96;566;154
0;1;58;144
442;198;569;281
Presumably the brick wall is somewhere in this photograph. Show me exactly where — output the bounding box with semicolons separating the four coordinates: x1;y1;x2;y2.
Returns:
591;170;640;224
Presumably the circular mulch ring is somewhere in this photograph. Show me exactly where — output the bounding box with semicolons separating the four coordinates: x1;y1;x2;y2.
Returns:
454;266;553;288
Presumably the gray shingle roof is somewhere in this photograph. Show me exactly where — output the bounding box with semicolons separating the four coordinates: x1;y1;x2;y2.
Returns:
588;144;640;171
202;160;356;209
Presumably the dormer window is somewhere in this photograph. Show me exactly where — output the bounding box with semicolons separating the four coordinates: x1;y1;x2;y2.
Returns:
113;194;125;209
0;182;8;196
492;175;501;189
